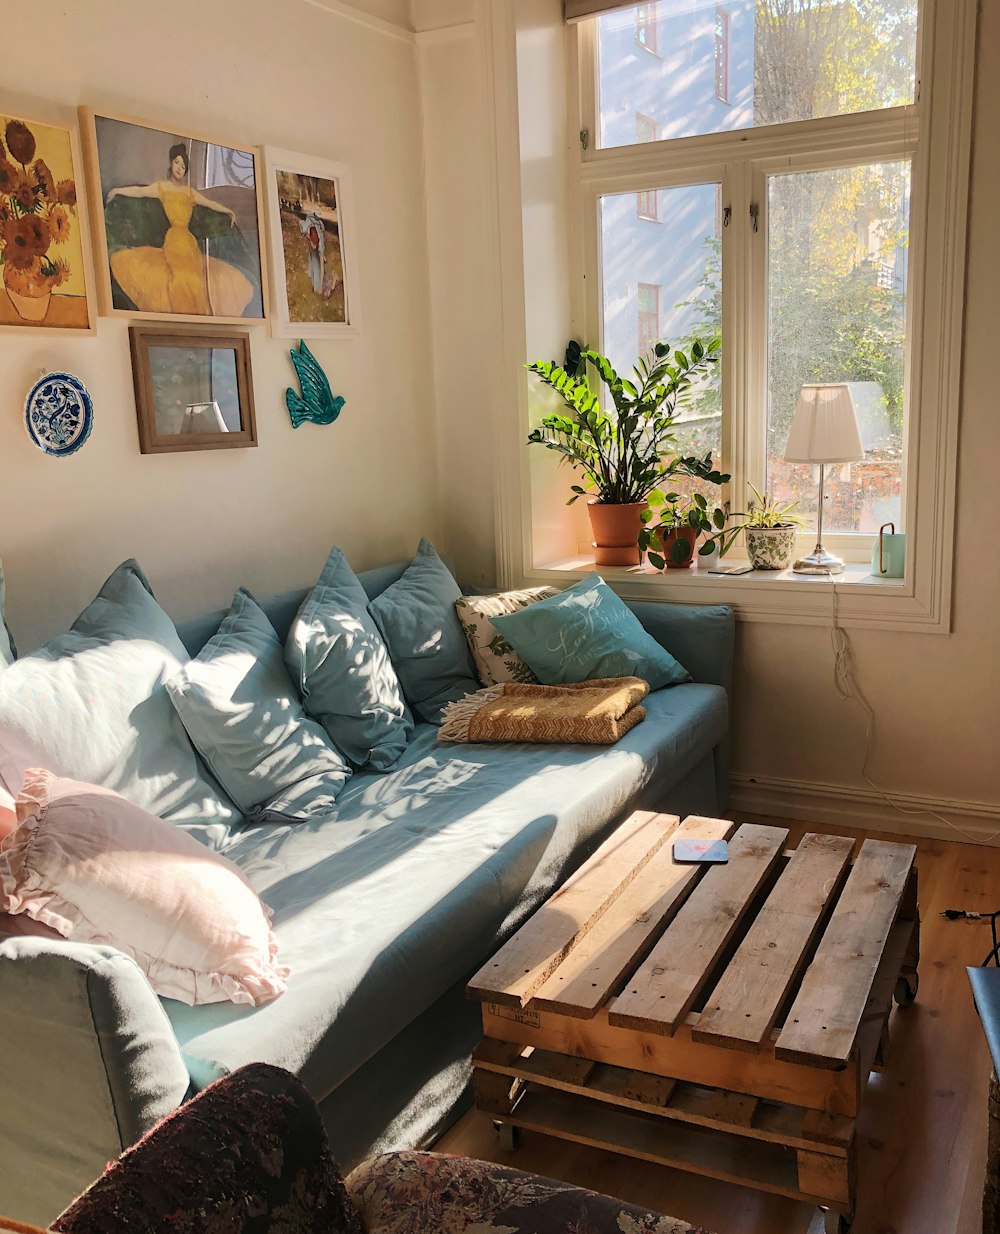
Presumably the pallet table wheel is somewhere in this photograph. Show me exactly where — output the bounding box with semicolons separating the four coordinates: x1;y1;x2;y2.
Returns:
894;971;919;1007
493;1120;520;1151
822;1207;854;1234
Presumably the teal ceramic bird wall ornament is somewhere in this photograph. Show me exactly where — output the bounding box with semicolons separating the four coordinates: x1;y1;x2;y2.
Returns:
285;341;346;429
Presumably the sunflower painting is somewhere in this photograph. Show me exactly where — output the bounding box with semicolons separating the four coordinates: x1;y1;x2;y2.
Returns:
0;114;94;332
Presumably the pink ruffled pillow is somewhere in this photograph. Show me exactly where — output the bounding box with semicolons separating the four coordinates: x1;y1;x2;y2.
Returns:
0;769;289;1006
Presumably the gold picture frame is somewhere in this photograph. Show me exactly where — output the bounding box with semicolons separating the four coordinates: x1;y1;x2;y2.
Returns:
81;107;268;324
0;107;97;334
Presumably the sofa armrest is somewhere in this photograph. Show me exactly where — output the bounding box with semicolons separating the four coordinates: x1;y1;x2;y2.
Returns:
627;601;735;695
0;937;190;1226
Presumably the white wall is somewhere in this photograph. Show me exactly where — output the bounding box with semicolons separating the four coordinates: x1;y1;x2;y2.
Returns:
0;0;439;648
418;0;1000;835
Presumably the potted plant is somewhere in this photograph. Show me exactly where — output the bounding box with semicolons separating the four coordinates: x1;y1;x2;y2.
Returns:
638;492;728;570
739;485;804;569
526;338;726;566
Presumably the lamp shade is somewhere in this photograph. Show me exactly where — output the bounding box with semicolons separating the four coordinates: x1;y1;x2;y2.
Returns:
181;401;228;434
784;384;864;463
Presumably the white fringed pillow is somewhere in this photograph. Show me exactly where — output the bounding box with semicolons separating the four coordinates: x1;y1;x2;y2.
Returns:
455;587;559;685
0;769;288;1007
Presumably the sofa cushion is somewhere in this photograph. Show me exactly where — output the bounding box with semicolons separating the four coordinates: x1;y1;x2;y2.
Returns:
164;681;727;1096
2;769;288;1007
285;548;412;772
492;574;691;690
455;586;558;686
0;560;15;670
368;540;478;724
0;560;239;844
167;590;351;823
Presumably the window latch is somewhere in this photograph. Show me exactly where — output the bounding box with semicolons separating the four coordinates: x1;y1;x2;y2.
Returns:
750;202;760;233
580;129;590;151
723;206;732;228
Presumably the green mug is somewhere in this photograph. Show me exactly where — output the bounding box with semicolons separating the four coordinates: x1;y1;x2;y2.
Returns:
871;522;905;577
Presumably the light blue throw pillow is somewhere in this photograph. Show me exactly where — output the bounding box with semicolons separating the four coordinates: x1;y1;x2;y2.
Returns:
0;560;240;840
491;574;691;690
285;547;412;771
368;539;479;724
167;588;351;822
0;560;15;670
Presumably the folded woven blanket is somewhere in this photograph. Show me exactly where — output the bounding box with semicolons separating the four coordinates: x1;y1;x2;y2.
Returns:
438;676;649;746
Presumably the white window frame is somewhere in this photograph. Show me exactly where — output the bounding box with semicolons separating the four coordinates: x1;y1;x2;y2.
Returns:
483;0;976;633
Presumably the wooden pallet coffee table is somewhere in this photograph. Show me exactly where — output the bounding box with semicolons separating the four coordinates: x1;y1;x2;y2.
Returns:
467;812;919;1234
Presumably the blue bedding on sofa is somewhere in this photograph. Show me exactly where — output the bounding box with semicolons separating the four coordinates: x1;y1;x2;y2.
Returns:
165;681;727;1095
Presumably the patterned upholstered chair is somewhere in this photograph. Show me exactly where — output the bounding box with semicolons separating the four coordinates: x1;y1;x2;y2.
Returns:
1;1063;712;1234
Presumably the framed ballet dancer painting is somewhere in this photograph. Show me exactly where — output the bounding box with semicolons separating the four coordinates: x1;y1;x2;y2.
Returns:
262;147;360;338
80;108;268;324
0;109;96;334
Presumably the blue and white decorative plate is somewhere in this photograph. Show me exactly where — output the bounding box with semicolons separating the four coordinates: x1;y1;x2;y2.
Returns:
24;372;93;458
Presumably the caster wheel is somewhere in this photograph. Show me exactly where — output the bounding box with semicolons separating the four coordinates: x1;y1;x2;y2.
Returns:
894;972;919;1007
822;1208;853;1234
493;1121;520;1151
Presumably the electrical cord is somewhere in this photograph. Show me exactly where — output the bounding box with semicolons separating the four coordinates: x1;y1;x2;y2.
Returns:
940;908;1000;966
829;582;1000;846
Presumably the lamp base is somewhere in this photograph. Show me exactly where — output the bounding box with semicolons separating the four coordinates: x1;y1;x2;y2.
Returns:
792;544;845;575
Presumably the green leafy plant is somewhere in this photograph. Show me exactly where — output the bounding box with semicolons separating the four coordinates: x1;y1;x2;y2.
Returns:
525;338;727;506
638;492;728;569
741;483;805;528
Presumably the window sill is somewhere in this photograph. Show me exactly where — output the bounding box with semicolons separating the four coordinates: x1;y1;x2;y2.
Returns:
523;554;942;632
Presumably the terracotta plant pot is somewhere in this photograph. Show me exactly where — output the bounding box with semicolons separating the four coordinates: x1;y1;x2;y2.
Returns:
4;269;51;323
744;525;798;570
587;500;645;567
656;525;699;569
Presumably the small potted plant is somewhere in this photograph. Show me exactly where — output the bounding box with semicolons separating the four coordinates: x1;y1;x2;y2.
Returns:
526;338;726;565
638;492;728;570
740;484;804;569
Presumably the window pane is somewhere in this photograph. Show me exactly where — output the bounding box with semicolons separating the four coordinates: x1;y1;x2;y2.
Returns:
596;1;917;149
766;161;910;534
600;182;722;500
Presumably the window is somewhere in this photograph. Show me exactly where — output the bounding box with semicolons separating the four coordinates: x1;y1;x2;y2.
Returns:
634;3;658;55
714;7;730;102
636;283;660;356
585;0;920;560
635;115;660;218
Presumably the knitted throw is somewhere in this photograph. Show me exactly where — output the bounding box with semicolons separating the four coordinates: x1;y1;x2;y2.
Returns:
438;677;649;746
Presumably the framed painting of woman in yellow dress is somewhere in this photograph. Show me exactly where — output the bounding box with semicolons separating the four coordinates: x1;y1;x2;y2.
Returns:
80;109;267;323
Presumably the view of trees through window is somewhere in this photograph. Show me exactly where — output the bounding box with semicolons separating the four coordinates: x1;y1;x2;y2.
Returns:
594;0;917;535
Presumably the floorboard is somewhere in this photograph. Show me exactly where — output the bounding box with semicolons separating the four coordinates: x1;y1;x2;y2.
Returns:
435;814;996;1234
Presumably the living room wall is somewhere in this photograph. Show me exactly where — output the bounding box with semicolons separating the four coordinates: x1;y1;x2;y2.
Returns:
0;0;440;647
423;0;1000;838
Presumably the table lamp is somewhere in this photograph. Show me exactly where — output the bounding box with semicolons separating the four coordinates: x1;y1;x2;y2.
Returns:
784;383;863;575
181;400;228;434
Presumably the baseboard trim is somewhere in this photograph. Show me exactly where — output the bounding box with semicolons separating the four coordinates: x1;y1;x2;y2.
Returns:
729;772;1000;846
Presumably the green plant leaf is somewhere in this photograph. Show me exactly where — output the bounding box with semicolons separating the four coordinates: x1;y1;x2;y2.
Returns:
648;550;666;571
670;537;693;563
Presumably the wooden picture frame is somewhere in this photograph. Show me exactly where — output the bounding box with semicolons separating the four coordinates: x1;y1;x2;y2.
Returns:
262;147;360;338
128;325;257;453
0;107;97;334
80;107;268;324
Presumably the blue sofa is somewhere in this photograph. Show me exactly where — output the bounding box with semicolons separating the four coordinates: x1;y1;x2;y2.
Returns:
0;559;734;1225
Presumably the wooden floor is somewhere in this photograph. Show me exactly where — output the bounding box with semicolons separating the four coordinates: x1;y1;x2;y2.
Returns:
436;814;997;1234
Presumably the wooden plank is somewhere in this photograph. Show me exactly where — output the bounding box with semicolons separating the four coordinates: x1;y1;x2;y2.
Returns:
692;832;854;1051
467;811;679;1007
797;1149;854;1208
499;1088;848;1208
531;816;738;1018
609;823;789;1036
472;1068;521;1114
622;1071;677;1107
481;1002;860;1116
775;838;915;1068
